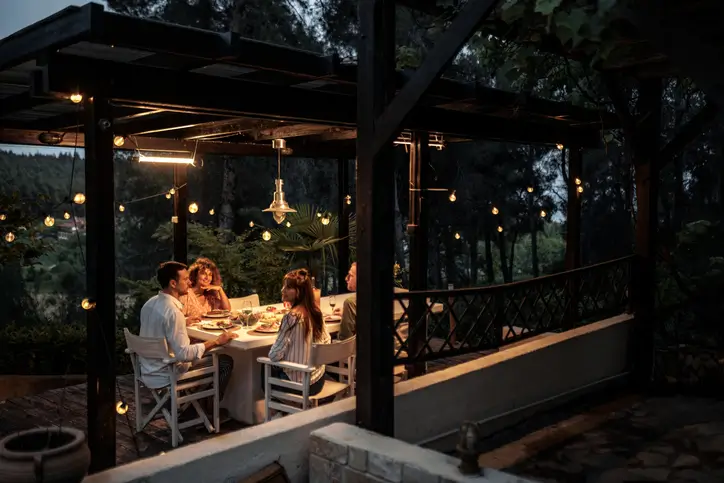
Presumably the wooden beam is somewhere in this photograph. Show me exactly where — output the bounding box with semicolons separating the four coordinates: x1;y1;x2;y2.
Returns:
0;128;353;158
337;158;351;292
114;112;227;136
170;118;273;141
356;0;396;437
254;123;342;141
372;0;502;155
658;102;720;168
84;86;116;473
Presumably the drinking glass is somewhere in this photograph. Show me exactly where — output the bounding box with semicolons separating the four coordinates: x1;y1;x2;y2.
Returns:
329;295;337;313
242;301;253;327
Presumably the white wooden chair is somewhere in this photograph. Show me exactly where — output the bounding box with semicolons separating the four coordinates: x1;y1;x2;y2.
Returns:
124;328;221;447
229;293;261;311
257;336;356;421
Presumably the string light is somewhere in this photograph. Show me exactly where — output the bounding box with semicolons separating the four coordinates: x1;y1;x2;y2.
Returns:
165;193;171;199
209;208;215;215
454;232;461;240
527;186;534;193
497;226;503;233
321;213;331;226
556;144;564;150
115;401;129;415
574;178;581;186
188;202;199;214
0;214;6;221
286;221;291;227
262;230;271;241
345;195;352;205
113;136;125;147
70;93;83;104
316;213;322;218
448;191;457;202
118;205;125;212
169;188;176;195
491;206;499;215
577;186;584;194
73;193;86;205
81;298;96;310
540;210;547;218
171;216;179;224
44;215;55;227
63;211;71;220
249;221;254;228
5;232;15;242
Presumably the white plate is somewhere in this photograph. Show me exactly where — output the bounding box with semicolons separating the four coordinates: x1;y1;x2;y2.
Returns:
200;322;232;331
204;311;231;318
324;315;341;322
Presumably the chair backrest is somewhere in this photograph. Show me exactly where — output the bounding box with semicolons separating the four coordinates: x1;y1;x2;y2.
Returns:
124;328;171;360
310;335;356;366
229;293;261;311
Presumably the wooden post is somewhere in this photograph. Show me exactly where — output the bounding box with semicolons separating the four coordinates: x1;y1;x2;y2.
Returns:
84;90;116;472
407;131;429;377
564;146;582;330
337;158;350;291
632;78;662;383
355;0;396;436
173;165;188;264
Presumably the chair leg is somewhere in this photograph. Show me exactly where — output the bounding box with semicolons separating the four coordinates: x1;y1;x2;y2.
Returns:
264;365;271;422
213;355;220;433
171;389;179;448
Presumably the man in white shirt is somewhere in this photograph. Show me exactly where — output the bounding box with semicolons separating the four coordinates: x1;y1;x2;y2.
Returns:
139;261;237;399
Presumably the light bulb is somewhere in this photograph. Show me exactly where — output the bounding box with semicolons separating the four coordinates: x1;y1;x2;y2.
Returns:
345;195;352;205
70;93;83;104
273;212;286;224
81;298;96;310
171;216;179;224
454;232;461;240
0;214;6;221
113;136;125;147
44;216;55;227
262;230;271;241
209;208;215;215
169;188;176;195
577;186;584;194
574;178;582;186
165;193;171;199
73;193;86;205
321;215;330;226
188;202;199;213
249;221;255;228
497;226;503;233
316;212;322;218
556;144;564;150
540;210;547;218
527;186;534;193
63;211;71;220
5;232;15;242
115;401;129;415
491;207;499;215
118;205;125;212
286;221;291;228
449;191;457;202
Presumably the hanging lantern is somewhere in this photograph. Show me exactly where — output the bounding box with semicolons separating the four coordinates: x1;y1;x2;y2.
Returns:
44;216;55;227
188;202;199;213
5;232;15;242
262;230;272;241
73;193;86;205
262;139;296;224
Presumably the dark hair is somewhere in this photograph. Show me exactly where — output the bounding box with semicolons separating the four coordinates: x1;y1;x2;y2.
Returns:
157;261;187;289
284;268;324;341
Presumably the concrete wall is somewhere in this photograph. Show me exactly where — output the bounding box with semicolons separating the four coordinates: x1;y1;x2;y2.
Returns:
309;422;536;483
83;314;632;483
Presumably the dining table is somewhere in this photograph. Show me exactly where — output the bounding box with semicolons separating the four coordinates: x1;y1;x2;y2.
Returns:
187;293;443;424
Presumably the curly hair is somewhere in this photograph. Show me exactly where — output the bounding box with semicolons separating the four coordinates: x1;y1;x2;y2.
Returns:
188;257;223;296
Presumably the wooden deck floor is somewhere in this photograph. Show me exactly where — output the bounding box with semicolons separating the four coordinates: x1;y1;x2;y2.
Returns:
0;346;498;467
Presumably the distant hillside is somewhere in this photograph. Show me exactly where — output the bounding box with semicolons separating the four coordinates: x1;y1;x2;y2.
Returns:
0;150;86;205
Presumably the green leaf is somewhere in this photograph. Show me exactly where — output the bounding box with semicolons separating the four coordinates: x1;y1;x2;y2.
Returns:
554;9;588;47
534;0;563;16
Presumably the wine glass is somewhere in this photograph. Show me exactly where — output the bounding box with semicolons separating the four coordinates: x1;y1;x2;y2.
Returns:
241;301;253;327
328;295;337;314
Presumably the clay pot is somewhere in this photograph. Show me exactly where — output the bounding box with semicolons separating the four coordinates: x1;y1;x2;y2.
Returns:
0;427;90;483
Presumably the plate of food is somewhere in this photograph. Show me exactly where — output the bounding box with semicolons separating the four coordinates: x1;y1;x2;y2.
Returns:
200;320;234;331
324;315;341;323
204;309;231;318
254;322;280;334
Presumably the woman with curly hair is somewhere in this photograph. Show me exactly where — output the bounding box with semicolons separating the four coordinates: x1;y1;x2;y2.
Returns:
265;268;331;396
180;257;231;322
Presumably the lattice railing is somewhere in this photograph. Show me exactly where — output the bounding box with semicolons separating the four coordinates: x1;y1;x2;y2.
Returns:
391;256;633;365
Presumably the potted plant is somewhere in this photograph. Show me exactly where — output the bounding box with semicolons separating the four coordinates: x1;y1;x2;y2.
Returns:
0;426;90;483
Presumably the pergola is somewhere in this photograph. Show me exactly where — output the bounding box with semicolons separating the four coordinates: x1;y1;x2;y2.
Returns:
0;1;630;472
